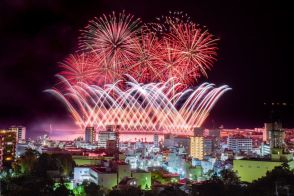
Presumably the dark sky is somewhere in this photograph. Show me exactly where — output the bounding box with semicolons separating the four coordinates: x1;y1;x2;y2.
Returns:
0;0;293;133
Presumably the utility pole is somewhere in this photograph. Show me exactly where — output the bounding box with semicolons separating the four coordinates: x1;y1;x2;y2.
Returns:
275;181;279;196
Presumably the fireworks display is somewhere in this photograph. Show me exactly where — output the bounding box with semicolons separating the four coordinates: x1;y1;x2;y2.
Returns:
47;75;230;134
69;11;218;85
48;11;229;134
79;11;141;81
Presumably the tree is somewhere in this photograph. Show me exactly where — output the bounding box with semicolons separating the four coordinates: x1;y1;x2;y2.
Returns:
248;164;294;195
191;171;246;196
14;148;39;174
108;187;142;196
219;169;240;185
159;186;187;196
52;153;76;177
0;174;55;195
83;182;104;196
54;183;73;196
33;153;62;177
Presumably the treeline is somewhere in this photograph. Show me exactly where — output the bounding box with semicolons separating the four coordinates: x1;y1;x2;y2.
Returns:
1;149;294;195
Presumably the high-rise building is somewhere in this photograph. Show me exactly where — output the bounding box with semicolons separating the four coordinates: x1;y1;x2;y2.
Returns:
85;126;96;144
263;122;282;143
207;129;220;138
189;136;204;160
190;128;204;160
0;135;3;169
204;136;216;155
193;127;204;137
0;130;17;169
227;135;252;153
8;126;26;142
154;134;159;147
269;128;285;149
98;125;119;148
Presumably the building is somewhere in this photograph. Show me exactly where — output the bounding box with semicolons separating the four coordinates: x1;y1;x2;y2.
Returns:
259;143;271;156
9;126;26;142
154;134;159;147
207;129;220;138
163;134;175;148
93;167;117;190
270;128;285;149
174;136;190;150
85;126;96;144
72;155;102;166
131;170;151;190
227;135;252;153
74;166;117;190
125;155;138;169
74;166;91;184
0;135;3;169
16;142;29;158
204;136;217;155
118;163;131;183
106;140;118;152
0;130;17;169
234;122;293;182
194;127;204;137
98;125;119;148
189;136;204;160
263;122;282;143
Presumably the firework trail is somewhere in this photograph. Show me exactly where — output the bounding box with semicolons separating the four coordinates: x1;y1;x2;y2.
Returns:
46;75;230;134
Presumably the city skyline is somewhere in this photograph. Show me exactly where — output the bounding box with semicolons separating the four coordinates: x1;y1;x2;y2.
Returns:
0;0;293;136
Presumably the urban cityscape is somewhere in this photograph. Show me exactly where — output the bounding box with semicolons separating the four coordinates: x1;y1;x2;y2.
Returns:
0;1;293;196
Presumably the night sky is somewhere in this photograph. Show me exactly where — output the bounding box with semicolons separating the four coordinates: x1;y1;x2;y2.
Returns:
0;0;293;135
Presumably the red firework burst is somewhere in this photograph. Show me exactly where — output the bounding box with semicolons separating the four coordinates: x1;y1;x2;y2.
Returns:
79;11;142;78
128;31;165;82
146;11;193;36
59;11;219;90
59;53;99;84
163;23;218;84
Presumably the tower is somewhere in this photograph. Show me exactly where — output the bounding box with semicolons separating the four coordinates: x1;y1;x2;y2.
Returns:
269;123;284;149
189;128;204;160
263;122;282;143
0;130;17;169
154;134;159;147
8;126;26;142
85;126;96;144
